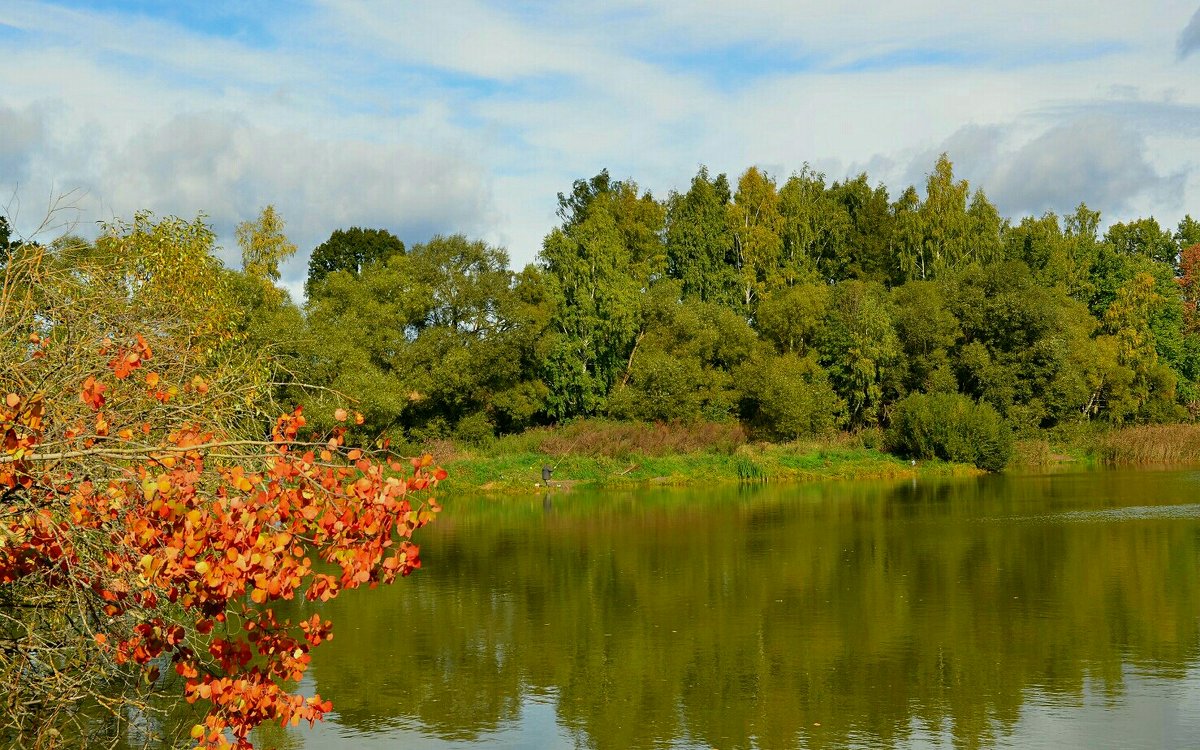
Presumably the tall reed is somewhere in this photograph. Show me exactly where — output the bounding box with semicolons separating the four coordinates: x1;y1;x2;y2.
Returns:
1096;424;1200;465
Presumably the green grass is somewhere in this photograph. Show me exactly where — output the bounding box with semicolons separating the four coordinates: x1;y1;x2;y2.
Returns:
437;441;980;495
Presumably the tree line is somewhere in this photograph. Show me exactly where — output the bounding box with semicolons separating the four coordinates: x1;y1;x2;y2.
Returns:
252;156;1200;448
12;155;1198;448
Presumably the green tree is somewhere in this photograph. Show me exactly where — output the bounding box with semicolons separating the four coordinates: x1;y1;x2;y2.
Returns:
826;174;894;283
944;260;1098;428
728;167;784;311
1102;271;1182;421
911;154;972;278
607;283;753;423
1176;214;1200;250
891;280;961;394
306;227;406;297
816;280;902;427
739;351;844;439
890;185;925;283
237;205;297;309
776;166;842;285
540;173;661;420
756;282;829;355
886;392;1013;470
1104;217;1177;266
665;167;736;304
395;236;545;438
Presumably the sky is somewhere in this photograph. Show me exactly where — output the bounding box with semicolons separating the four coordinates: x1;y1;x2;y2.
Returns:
2;1;1200;301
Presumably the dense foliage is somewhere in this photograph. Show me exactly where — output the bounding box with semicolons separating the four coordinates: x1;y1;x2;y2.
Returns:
271;156;1200;465
886;392;1013;472
0;211;442;748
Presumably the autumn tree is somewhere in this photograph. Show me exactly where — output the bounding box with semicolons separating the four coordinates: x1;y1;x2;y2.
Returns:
238;205;297;302
0;213;442;748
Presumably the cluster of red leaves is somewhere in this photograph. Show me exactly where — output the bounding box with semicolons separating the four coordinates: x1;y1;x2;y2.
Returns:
0;335;444;749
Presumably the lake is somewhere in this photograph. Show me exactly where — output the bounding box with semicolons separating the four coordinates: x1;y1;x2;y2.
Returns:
253;469;1200;749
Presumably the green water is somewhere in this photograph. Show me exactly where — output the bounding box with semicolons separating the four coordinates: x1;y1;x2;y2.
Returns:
269;470;1200;748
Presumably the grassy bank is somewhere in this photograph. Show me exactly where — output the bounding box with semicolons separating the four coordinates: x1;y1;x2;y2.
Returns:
1008;423;1200;470
415;419;1200;492
419;420;981;494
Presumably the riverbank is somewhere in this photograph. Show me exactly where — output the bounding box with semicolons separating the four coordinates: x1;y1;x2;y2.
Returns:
437;443;981;494
1008;423;1200;471
421;420;1200;494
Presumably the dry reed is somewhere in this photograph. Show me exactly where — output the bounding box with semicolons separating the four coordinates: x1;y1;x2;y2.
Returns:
538;419;747;459
1096;424;1200;465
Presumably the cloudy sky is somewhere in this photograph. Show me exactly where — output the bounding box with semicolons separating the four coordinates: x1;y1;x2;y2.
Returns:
2;1;1199;299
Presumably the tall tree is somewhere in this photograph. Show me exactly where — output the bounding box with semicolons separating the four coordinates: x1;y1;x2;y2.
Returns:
306;227;405;297
728;167;784;312
777;166;843;285
826;174;893;284
540;173;656;419
665;167;736;304
1176;214;1200;251
237;205;297;309
1104;217;1177;267
816;280;902;427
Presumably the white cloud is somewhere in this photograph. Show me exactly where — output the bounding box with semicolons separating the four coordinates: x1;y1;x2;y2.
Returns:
916;118;1187;219
2;0;1200;296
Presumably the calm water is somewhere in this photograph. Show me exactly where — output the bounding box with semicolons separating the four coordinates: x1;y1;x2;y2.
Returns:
246;470;1200;749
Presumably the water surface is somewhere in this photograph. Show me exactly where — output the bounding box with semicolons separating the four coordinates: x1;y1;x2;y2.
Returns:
261;469;1200;749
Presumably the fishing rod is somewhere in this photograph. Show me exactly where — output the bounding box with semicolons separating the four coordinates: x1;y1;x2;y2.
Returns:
541;436;582;484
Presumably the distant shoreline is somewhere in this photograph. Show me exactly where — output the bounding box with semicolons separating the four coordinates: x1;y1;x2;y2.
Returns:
436;444;984;494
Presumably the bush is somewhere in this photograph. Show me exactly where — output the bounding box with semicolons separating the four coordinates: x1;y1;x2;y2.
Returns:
887;392;1013;471
453;411;496;446
741;353;844;441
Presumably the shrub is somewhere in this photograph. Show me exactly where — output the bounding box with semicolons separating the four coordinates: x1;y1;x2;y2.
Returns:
741;353;844;441
887;392;1013;471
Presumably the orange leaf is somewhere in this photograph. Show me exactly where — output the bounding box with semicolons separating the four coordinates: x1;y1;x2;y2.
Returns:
145;372;160;387
80;377;108;410
5;393;18;409
333;408;348;422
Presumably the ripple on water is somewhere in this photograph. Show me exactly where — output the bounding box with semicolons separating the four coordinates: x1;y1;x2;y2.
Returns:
1006;503;1200;524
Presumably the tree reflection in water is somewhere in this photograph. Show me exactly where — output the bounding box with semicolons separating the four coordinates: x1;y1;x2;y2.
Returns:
280;471;1200;749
